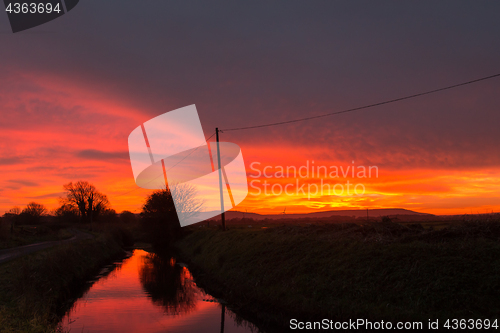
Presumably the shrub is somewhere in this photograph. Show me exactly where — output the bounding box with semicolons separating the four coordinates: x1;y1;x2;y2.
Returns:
0;218;9;240
120;210;136;223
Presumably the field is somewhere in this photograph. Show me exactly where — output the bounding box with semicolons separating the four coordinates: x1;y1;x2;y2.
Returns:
0;219;74;250
176;218;500;330
199;212;500;230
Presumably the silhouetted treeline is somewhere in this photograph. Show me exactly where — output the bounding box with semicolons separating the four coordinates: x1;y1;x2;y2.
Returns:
140;188;181;250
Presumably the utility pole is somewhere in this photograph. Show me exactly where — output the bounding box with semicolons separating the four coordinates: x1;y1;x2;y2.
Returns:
89;192;94;232
366;208;369;222
216;128;226;231
220;303;226;333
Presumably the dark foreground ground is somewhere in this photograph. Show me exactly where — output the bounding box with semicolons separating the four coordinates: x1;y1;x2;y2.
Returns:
0;229;93;264
0;226;133;333
175;220;500;331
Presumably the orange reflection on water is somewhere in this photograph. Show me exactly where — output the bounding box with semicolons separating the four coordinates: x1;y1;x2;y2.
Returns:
61;249;256;333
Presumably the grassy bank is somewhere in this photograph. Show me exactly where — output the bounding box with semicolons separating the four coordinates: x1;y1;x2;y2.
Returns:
0;223;74;250
175;221;500;329
0;227;132;333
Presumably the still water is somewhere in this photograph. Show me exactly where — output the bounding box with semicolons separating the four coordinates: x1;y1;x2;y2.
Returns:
60;249;260;333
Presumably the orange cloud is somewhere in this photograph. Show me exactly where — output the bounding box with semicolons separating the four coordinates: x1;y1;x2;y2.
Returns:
2;72;500;217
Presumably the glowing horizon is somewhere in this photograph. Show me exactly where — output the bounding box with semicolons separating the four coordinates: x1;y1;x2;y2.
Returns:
1;73;499;217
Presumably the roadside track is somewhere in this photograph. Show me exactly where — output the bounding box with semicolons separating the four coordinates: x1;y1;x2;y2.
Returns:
0;229;94;264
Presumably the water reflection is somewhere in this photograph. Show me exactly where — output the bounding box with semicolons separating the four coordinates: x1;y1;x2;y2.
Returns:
60;249;261;333
139;254;197;315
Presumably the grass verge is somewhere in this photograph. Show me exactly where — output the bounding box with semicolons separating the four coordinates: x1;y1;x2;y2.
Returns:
0;226;74;250
175;221;500;330
0;228;131;333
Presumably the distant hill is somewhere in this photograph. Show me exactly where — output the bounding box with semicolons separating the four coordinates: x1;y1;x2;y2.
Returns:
207;208;433;221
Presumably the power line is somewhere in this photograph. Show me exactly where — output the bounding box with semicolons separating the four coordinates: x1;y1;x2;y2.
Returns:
165;132;216;173
113;131;216;198
221;73;500;132
113;72;500;200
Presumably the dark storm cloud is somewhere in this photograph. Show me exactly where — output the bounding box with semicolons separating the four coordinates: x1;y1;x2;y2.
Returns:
7;179;39;187
27;192;66;199
1;0;500;168
0;157;26;165
76;149;129;161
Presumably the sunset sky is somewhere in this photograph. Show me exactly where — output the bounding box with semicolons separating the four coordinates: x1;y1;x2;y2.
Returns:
1;1;500;216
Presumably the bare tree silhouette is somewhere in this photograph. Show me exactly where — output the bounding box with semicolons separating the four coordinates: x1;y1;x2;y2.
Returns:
61;181;110;223
21;202;47;224
169;182;204;225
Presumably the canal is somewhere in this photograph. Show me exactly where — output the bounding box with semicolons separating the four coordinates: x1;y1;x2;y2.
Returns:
60;249;261;332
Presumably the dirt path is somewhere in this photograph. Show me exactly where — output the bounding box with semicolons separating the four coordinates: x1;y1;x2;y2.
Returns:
0;229;94;265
